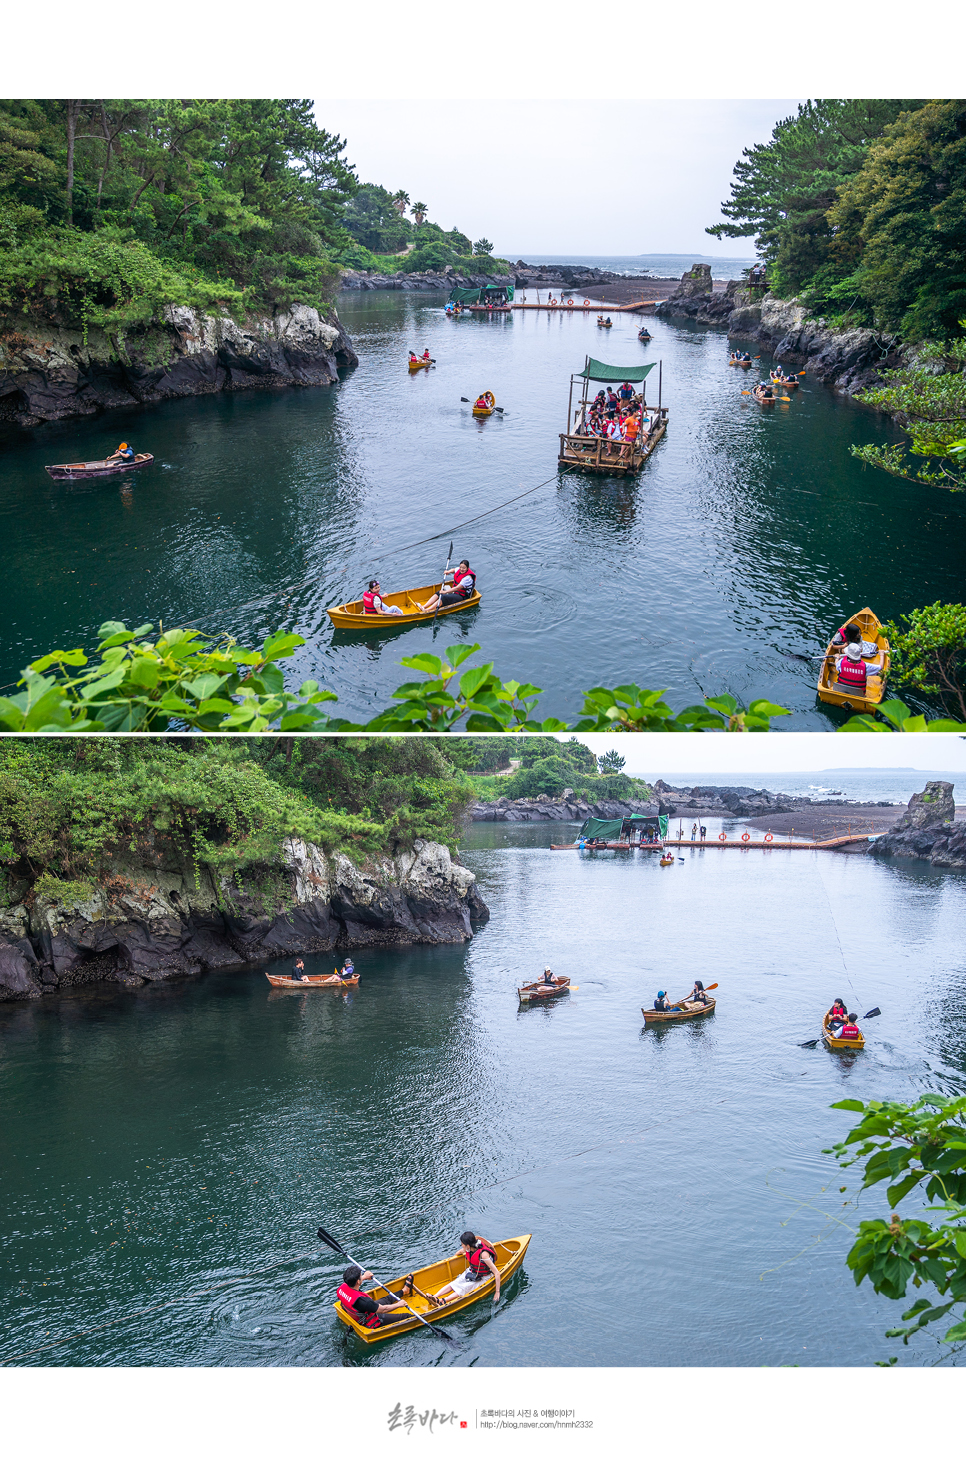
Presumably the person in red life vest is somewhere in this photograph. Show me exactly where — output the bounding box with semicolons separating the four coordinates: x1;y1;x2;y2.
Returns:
362;579;404;616
835;641;884;695
336;1265;412;1328
828;998;848;1026
422;348;431;360
839;1012;862;1041
417;560;475;613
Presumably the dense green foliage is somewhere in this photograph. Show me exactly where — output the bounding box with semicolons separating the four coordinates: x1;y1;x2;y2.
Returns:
0;623;793;734
828;1094;966;1354
709;100;966;340
464;735;651;802
338;183;507;276
880;603;966;721
0;737;476;901
0;99;354;330
850;340;966;491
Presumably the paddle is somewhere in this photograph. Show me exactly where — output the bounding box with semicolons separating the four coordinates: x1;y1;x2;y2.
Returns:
431;540;454;633
741;389;792;403
460;397;507;414
316;1226;457;1344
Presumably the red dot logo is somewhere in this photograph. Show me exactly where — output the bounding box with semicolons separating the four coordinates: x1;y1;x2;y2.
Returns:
460;1421;467;1429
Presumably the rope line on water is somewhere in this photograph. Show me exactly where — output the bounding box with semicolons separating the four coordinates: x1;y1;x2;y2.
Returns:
814;855;862;1007
3;1094;730;1363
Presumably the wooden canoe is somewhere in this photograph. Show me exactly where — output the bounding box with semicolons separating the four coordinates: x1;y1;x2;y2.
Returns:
771;375;799;388
638;329;652;341
472;391;496;417
597;319;613;328
729;358;753;368
752;386;775;404
327;581;481;630
642;997;715;1026
659;856;674;866
266;972;360;988
817;606;890;715
45;452;154;481
822;1010;864;1050
408;357;432;372
518;975;571;1003
334;1234;531;1343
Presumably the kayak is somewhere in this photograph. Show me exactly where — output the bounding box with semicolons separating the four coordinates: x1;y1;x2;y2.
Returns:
45;453;154;481
327;580;481;629
518;976;571;1003
334;1234;531;1343
265;972;360;988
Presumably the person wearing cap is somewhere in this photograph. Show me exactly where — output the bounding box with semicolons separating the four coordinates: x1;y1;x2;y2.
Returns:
835;640;884;696
107;441;135;463
652;990;678;1013
338;958;356;979
532;967;559;995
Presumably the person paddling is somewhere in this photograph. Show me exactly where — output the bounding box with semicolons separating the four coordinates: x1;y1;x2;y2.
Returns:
835;641;883;696
106;441;135;463
338;958;356;980
839;1012;862;1041
417;560;475;613
337;1266;412;1328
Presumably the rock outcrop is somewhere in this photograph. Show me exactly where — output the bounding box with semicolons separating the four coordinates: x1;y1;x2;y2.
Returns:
654;266;741;327
869;782;965;867
470;796;667;823
0;837;489;1002
340;267;515;293
0;303;358;427
651;780;893;821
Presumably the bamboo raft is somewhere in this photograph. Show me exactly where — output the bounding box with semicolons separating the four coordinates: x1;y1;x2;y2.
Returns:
559;410;668;478
334;1235;531;1343
817;607;890;715
266;972;360;988
327;581;481;629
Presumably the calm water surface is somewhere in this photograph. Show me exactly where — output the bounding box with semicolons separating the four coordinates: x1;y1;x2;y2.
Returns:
2;824;965;1368
2;294;965;725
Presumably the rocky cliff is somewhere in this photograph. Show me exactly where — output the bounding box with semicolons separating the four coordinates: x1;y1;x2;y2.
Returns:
0;836;489;1002
470;795;668;824
654;268;901;397
0;303;358;428
869;782;966;868
471;783;898;824
340;267;515;293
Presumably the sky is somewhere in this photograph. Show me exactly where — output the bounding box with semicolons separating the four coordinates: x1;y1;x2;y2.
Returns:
564;733;966;775
314;100;801;257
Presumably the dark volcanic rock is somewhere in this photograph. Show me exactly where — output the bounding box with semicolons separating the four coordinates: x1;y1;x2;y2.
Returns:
0;304;357;428
869;782;963;865
0;837;487;1002
654;267;740;327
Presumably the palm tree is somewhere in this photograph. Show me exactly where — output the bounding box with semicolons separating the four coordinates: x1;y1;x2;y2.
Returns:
391;190;410;216
411;201;427;225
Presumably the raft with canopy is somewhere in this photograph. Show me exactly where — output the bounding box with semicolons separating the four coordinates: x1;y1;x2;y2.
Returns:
573;814;668;848
558;357;669;477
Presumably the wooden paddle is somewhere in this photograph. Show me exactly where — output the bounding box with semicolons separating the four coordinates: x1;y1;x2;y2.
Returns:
431;540;454;632
317;1226;456;1344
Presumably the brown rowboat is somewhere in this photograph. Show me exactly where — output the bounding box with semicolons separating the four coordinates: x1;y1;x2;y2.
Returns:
266;972;360;989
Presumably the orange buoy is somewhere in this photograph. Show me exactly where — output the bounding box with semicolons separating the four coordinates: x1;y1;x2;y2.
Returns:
741;833;750;842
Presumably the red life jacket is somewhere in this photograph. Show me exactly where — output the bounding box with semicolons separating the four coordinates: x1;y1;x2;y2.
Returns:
837;655;867;691
337;1281;380;1327
840;1022;860;1039
362;589;377;614
463;1237;496;1278
829;1004;847;1020
458;566;476;597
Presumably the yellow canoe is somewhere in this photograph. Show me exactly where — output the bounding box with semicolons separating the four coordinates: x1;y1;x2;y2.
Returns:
327;581;481;630
334;1234;531;1343
822;1010;864;1050
409;357;432;372
817;606;890;715
472;391;496;417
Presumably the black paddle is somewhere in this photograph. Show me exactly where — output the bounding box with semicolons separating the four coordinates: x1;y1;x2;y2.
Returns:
799;1006;881;1047
460;397;507;414
317;1226;457;1344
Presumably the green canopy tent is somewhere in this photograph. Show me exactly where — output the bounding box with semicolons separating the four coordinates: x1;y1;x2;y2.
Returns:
577;814;668;842
450;287;481;304
572;359;655;382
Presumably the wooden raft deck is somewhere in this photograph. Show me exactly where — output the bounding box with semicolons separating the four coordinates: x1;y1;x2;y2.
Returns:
552;833;883;852
512;300;660;313
559;410;668;478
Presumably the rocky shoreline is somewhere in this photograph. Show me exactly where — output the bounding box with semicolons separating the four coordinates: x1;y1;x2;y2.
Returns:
0;837;488;1002
656;265;899;397
0;303;358;429
869;783;966;869
470;783;897;826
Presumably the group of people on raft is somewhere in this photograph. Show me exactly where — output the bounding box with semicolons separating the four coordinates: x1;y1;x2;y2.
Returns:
579;383;648;444
652;982;711;1013
362;560;476;616
337;1231;502;1328
827;999;862;1039
829;619;885;697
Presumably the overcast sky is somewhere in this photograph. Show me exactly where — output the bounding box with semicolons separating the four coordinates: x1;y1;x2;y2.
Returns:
560;734;966;775
315;101;802;258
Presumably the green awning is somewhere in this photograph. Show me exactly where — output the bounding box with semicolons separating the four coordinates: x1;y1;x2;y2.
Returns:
577;813;667;841
574;359;656;383
450;288;480;303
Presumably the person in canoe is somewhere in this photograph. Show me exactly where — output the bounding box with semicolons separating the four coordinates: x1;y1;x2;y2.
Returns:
687;981;710;1005
834;641;884;696
417;560;476;613
421;348;431;360
473;393;490;413
530;967;560;995
652;990;679;1013
106;441;136;464
338;958;356;980
839;1012;862;1041
362;580;405;616
337;1266;412;1328
827;998;848;1028
831;621;879;660
290;957;306;981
